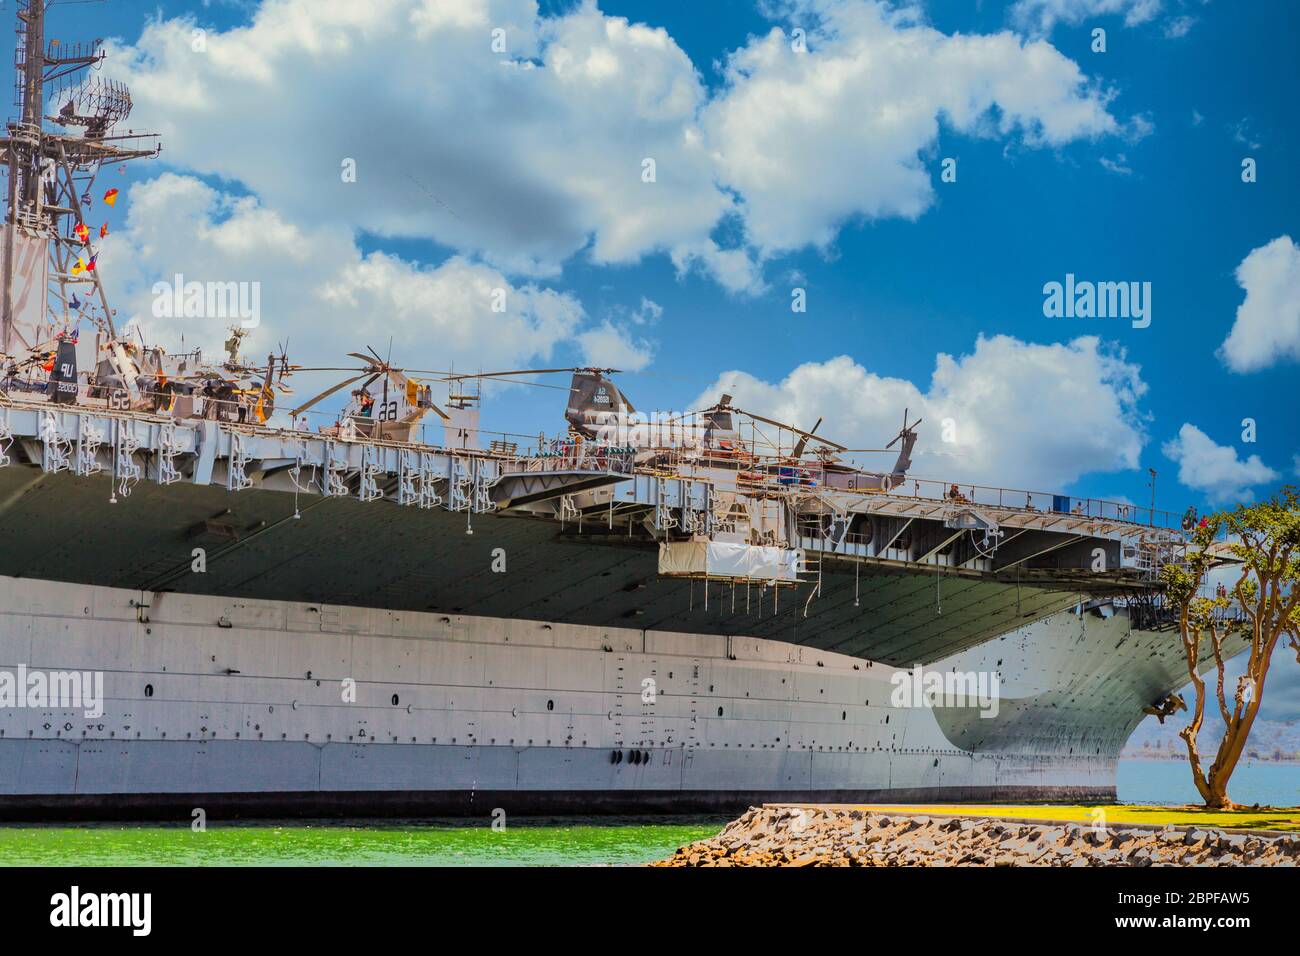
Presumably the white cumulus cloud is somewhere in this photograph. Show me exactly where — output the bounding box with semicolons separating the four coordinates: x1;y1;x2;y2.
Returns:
102;174;587;377
1010;0;1163;36
1218;236;1300;373
1161;423;1279;503
107;0;1125;294
703;0;1121;258
576;320;654;372
111;0;732;282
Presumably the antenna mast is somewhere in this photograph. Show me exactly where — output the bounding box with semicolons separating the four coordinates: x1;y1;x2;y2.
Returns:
1;0;160;357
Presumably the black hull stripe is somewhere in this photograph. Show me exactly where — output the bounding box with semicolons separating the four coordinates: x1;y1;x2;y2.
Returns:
0;785;1116;822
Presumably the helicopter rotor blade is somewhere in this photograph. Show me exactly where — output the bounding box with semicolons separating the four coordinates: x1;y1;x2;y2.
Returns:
885;410;923;449
290;374;366;418
791;416;823;458
732;406;847;451
436;367;611;382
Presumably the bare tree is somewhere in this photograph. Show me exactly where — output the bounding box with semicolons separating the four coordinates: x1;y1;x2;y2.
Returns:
1160;486;1300;809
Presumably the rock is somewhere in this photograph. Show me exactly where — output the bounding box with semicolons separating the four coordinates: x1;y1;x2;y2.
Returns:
652;807;1294;868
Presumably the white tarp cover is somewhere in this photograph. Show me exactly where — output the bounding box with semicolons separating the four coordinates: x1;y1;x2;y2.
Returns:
658;540;803;582
1;226;49;355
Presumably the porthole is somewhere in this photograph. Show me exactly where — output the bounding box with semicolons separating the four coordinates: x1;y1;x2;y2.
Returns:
842;711;846;721
546;700;554;711
144;684;154;698
391;694;400;706
717;706;723;717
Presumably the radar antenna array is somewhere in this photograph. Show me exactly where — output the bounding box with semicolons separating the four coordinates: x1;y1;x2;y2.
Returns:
2;0;161;360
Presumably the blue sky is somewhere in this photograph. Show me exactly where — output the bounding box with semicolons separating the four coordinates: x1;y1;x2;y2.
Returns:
15;0;1299;721
29;0;1294;515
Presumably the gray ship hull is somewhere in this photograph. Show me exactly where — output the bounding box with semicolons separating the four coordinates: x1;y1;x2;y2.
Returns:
0;574;1203;819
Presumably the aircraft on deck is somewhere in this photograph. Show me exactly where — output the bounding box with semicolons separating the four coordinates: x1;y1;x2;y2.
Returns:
560;367;921;493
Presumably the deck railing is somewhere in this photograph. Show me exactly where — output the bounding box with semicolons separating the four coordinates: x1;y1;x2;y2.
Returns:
885;477;1179;530
0;394;1186;532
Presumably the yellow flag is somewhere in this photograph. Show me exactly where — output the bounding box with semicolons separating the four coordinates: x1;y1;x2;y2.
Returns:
71;257;86;275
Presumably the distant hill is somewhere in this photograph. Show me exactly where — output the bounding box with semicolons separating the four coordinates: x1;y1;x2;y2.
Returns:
1123;715;1300;762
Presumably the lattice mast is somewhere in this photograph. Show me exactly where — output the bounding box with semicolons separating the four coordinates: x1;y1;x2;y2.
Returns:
1;0;159;359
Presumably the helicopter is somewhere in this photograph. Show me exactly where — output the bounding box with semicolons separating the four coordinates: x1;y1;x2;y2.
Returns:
561;367;920;491
1;330;77;403
288;347;452;443
85;326;294;424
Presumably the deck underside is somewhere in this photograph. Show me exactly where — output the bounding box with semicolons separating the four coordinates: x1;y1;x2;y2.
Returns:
0;466;1082;665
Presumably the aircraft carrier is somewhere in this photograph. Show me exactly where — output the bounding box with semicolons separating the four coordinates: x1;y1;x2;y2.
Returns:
0;1;1238;818
0;394;1234;817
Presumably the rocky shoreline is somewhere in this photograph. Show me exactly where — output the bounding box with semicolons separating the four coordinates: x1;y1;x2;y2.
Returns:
653;805;1300;867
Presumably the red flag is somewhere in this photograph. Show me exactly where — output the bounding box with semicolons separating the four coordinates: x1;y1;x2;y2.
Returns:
103;188;119;207
85;255;97;272
74;222;89;243
99;223;109;239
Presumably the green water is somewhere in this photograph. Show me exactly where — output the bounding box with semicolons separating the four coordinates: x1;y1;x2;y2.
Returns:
13;763;1288;866
0;817;724;867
